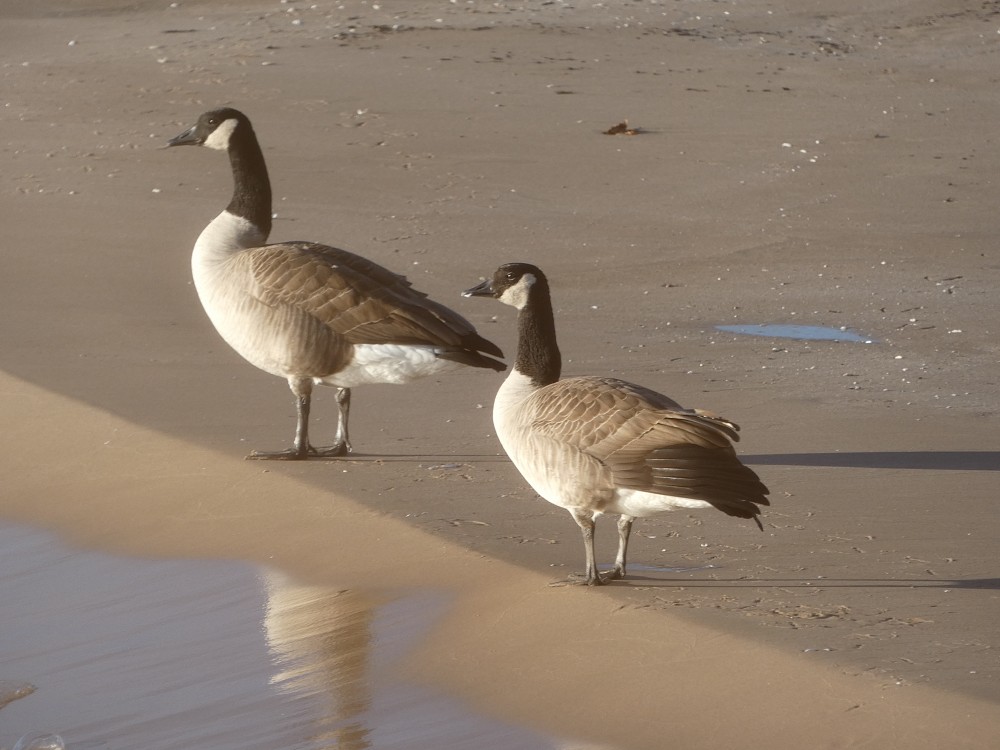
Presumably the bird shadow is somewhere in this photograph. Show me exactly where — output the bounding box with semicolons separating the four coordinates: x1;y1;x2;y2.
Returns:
742;451;1000;472
316;453;510;464
296;450;1000;471
612;575;1000;590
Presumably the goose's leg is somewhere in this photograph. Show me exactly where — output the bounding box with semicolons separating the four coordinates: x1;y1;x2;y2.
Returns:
248;380;353;460
569;509;603;586
607;514;635;581
311;387;352;457
337;388;352;453
309;388;353;458
247;378;316;460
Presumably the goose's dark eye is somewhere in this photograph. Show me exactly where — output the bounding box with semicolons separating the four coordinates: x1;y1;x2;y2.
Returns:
506;271;517;281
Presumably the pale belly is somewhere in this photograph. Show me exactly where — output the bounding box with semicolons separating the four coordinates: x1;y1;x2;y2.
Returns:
502;442;713;518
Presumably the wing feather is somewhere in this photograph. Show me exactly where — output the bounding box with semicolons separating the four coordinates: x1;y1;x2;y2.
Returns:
242;242;502;357
525;376;768;519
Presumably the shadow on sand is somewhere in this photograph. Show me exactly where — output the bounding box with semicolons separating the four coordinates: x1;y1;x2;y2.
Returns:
743;451;1000;472
614;576;1000;590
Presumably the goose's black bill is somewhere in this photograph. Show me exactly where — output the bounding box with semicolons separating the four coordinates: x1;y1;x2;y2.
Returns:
167;126;201;147
463;279;495;298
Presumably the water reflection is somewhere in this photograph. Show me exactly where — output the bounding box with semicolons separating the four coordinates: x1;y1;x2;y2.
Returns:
264;575;374;750
0;523;610;750
261;574;593;749
12;734;65;750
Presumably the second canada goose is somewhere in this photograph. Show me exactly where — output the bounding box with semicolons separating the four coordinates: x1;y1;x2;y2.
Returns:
464;263;770;585
167;108;505;459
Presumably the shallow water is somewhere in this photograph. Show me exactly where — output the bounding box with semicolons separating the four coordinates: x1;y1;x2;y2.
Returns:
0;524;604;750
716;324;875;343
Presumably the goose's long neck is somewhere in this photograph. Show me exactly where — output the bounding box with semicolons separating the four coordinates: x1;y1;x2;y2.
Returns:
514;284;561;388
195;125;272;261
225;125;272;241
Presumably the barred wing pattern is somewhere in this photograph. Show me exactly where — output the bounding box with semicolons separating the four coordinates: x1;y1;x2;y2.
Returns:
246;242;501;353
525;376;769;523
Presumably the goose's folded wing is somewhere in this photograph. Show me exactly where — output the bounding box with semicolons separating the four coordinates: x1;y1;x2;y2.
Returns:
244;243;496;350
528;377;767;514
527;377;725;453
605;414;770;519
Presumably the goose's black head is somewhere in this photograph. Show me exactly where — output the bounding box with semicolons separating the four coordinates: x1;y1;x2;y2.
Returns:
463;263;547;310
167;107;250;151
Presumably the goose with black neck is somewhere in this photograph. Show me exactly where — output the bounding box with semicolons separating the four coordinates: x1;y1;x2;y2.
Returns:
464;263;770;585
167;108;505;460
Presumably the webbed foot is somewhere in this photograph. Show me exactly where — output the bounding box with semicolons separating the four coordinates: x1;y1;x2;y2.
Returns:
245;441;351;460
549;571;609;587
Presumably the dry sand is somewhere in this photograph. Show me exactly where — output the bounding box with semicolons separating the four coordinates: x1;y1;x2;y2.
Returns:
2;1;999;748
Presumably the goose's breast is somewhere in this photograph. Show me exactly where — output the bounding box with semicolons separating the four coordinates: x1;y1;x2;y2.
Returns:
495;399;616;513
502;431;616;512
193;258;346;379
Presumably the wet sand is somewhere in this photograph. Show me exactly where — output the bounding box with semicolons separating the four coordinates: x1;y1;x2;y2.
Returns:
2;1;999;748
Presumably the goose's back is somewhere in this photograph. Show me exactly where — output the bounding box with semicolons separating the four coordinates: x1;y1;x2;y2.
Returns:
252;242;484;345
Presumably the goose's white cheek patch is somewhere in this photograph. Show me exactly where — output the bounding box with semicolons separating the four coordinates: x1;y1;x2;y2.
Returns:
204;118;239;150
498;273;536;310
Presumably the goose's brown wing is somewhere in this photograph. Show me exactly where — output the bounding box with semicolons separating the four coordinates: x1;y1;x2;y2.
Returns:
527;377;735;453
528;377;768;519
245;242;503;358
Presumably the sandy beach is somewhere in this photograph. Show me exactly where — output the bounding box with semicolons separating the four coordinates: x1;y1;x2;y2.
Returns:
2;1;999;748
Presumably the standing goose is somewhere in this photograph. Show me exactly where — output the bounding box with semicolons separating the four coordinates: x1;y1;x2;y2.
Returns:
464;263;769;585
167;108;505;460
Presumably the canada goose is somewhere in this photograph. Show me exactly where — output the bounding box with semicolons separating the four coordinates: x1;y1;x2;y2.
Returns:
464;263;770;585
167;108;505;459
